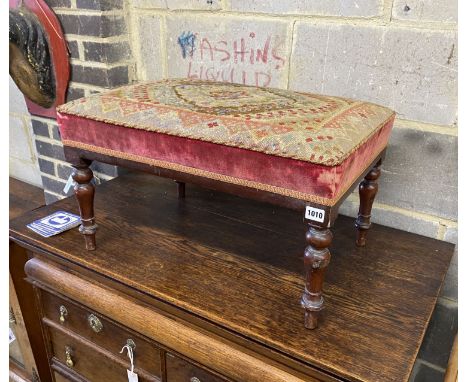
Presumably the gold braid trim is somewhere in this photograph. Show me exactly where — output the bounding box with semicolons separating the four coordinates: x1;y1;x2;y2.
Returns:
62;139;387;206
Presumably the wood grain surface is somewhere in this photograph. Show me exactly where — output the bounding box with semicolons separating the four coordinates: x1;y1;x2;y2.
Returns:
9;177;44;220
9;275;37;375
444;334;458;382
27;258;314;382
9;360;31;382
10;172;455;382
9;177;50;382
45;322;158;382
40;290;162;377
166;352;227;382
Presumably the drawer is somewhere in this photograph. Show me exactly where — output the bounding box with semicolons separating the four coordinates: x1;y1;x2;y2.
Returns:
54;372;69;382
166;353;228;382
41;290;161;378
49;327;158;382
54;371;75;382
53;370;87;382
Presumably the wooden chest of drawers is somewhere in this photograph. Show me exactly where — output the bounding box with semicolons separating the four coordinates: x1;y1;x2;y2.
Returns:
9;178;48;382
10;173;454;382
29;264;235;382
26;256;296;382
40;290;161;382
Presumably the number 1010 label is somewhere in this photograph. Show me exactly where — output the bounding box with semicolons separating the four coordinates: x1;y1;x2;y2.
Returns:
305;206;325;223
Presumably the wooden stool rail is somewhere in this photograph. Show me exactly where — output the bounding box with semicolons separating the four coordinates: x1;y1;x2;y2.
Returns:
57;79;395;329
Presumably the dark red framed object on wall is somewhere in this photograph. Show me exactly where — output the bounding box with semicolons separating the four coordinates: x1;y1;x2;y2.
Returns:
10;0;70;118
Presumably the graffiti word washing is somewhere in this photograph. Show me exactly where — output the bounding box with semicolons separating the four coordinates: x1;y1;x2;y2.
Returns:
177;31;287;87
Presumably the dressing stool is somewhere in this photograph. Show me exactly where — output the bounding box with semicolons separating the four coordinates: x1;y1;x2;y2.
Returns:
57;79;395;329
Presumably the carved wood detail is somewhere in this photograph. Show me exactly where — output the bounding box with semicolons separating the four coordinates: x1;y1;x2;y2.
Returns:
301;223;333;329
71;161;96;251
355;160;382;247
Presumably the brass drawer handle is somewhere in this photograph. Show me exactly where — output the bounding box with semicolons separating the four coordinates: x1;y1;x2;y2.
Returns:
59;305;68;324
190;377;201;382
65;346;74;368
127;338;136;350
88;313;103;333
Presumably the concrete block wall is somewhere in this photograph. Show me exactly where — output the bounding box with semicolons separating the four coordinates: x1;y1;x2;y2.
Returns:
128;0;457;244
125;6;458;378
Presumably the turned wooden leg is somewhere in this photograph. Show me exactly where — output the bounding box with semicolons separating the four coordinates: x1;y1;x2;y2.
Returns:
72;160;97;251
176;181;186;199
301;223;332;329
355;160;382;247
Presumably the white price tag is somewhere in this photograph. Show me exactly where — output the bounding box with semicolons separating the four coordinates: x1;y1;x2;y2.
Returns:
9;328;16;344
127;370;139;382
63;174;75;194
305;206;325;223
121;343;138;382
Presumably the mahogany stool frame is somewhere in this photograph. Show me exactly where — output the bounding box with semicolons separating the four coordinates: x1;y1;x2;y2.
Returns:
64;145;385;329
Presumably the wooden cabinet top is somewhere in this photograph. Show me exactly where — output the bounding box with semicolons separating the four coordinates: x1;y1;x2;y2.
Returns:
9;172;454;382
9;177;44;220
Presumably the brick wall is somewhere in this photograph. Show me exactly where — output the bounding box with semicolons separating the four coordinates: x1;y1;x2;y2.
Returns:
30;0;134;204
128;0;458;244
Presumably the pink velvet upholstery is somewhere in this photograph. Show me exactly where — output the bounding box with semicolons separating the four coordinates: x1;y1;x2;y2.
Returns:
57;113;394;206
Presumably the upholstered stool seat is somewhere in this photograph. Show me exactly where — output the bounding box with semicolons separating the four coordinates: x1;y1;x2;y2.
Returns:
57;79;395;329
